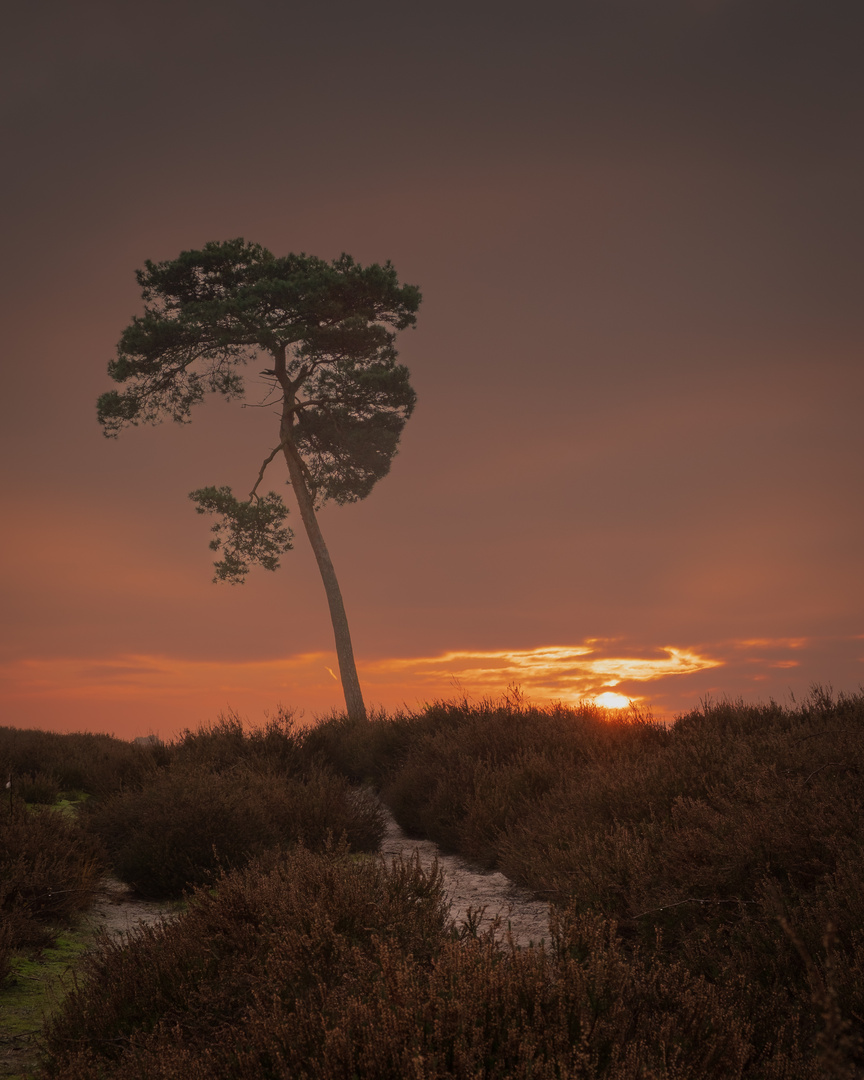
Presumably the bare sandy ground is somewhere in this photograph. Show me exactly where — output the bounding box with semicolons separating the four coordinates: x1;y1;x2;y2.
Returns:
379;810;550;948
80;877;181;940
82;820;551;949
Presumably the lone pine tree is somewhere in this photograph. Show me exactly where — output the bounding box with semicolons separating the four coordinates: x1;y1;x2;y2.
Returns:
98;239;421;720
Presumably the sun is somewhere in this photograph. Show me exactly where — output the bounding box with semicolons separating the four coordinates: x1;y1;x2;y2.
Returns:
594;691;632;709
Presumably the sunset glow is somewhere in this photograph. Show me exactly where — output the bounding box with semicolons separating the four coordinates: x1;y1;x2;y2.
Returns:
4;636;858;742
593;692;633;709
363;643;720;705
1;4;862;745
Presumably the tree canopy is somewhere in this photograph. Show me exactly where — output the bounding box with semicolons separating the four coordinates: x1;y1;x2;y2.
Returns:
99;239;420;506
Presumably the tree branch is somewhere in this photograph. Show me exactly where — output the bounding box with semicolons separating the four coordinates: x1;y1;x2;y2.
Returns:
801;761;855;786
632;896;758;919
250;446;282;501
241;379;282;410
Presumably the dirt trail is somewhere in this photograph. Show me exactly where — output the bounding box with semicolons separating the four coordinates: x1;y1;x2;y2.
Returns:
83;826;551;949
379;809;550;947
84;838;550;948
80;877;180;940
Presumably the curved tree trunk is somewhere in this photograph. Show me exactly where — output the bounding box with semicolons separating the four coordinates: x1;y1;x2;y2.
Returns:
280;439;367;721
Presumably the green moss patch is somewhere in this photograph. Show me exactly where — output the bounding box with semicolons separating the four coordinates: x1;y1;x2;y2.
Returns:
0;933;89;1079
51;792;90;818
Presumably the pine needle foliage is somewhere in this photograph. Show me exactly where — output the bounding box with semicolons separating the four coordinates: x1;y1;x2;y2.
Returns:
189;485;293;583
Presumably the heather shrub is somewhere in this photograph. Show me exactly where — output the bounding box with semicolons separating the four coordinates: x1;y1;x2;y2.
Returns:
41;846;758;1080
173;710;305;776
17;769;62;805
500;692;864;909
0;800;104;952
308;689;864;1075
302;707;416;786
0;724;167;797
84;761;385;898
798;843;864;1022
380;698;665;858
382;728;479;848
490;691;864;1074
42;845;451;1077
9;692;864;1077
456;749;570;867
220;917;750;1080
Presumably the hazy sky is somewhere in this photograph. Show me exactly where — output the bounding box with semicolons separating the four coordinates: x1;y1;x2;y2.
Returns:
2;0;863;738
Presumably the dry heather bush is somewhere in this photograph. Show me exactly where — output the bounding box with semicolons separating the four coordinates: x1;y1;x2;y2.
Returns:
85;762;384;898
42;847;757;1080
312;690;864;1075
0;724;167;797
0;801;104;951
301;708;416;786
799;844;864;1027
501;692;864;902
16;769;62;805
455;750;564;867
173;710;305;776
12;692;863;1077
219;917;750;1080
381;699;666;862
490;691;864;1075
383;732;480;848
42;846;451;1078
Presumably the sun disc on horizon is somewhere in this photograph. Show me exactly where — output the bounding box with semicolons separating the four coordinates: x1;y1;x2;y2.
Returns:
594;692;632;709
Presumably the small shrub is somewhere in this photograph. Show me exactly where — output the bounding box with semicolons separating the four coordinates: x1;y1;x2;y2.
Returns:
17;769;62;805
311;690;864;1075
85;762;385;898
11;692;864;1076
379;698;660;858
173;710;305;776
41;845;452;1077
0;725;165;797
0;801;104;952
301;708;417;786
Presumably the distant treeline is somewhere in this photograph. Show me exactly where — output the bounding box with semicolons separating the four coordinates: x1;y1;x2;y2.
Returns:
2;689;863;1078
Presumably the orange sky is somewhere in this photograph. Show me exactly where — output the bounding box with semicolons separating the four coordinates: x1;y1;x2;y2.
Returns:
3;634;862;741
1;1;863;741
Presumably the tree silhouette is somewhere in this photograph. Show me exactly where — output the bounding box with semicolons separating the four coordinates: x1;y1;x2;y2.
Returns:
98;239;421;719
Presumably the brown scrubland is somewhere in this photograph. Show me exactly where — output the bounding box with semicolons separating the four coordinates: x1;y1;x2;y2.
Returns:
1;688;862;1078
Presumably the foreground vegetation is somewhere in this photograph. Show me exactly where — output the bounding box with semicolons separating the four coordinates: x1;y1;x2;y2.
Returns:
2;689;863;1077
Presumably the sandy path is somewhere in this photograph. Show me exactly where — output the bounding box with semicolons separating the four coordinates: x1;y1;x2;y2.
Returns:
80;816;551;950
379;809;550;948
80;877;181;940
